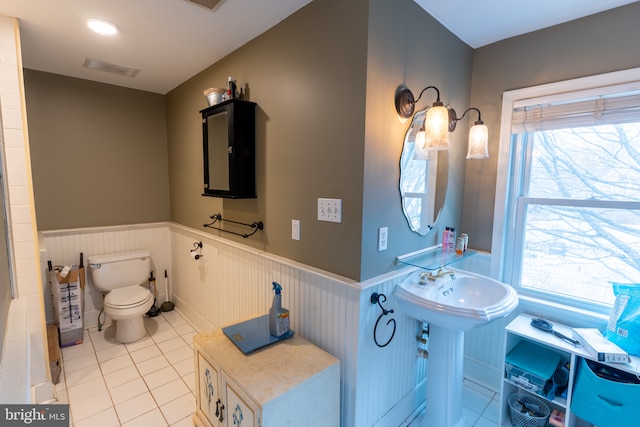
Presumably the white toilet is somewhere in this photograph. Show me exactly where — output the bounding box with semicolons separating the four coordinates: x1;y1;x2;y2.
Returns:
88;250;155;343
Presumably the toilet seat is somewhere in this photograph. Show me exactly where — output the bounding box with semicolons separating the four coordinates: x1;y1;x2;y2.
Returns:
102;285;154;343
105;285;153;310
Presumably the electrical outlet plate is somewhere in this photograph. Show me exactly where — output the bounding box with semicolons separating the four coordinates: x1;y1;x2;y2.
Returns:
318;198;342;223
378;226;388;251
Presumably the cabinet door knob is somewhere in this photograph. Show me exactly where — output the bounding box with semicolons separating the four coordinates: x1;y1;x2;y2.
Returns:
215;398;221;417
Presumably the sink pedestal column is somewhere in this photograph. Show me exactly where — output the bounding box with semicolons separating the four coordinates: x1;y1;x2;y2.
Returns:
421;325;467;427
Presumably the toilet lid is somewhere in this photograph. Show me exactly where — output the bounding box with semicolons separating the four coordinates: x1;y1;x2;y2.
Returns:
105;286;152;309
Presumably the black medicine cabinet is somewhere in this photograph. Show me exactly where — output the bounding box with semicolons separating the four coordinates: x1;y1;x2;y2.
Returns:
201;99;257;198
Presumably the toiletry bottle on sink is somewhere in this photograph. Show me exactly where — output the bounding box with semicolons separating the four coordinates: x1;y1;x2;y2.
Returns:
269;282;290;337
442;227;456;252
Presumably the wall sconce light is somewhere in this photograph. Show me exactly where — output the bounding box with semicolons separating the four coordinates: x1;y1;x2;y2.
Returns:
395;85;489;159
448;107;489;159
395;85;449;153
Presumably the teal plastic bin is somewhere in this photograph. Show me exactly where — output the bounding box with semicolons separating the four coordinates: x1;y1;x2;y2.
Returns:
571;358;640;427
505;340;563;396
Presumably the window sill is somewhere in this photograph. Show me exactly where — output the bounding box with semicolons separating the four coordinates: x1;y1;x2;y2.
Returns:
516;293;610;330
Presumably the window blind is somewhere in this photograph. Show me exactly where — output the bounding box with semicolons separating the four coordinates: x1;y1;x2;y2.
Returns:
511;91;640;133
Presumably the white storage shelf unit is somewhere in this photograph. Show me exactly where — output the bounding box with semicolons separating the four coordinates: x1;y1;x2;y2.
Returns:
501;313;640;427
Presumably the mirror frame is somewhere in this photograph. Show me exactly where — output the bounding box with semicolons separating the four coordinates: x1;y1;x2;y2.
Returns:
399;108;448;235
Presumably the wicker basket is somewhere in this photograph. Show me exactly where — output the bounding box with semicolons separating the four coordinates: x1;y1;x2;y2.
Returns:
508;393;550;427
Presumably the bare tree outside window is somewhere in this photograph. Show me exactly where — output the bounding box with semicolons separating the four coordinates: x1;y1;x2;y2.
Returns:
518;123;640;305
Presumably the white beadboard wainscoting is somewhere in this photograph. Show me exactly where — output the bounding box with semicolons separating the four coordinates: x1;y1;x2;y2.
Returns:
40;222;509;426
39;223;172;328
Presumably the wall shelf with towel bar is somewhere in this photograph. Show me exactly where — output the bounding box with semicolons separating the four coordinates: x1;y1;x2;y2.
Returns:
203;213;264;238
395;244;476;271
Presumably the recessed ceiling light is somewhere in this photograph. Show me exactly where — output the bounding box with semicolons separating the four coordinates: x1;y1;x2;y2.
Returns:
86;18;118;36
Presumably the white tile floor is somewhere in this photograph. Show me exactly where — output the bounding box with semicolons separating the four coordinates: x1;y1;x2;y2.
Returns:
55;310;198;427
54;310;500;427
406;378;500;427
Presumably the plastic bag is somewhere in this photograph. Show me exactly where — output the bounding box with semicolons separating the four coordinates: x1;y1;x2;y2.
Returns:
604;282;640;356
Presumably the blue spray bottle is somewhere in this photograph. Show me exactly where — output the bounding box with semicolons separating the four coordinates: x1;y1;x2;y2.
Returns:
269;282;290;337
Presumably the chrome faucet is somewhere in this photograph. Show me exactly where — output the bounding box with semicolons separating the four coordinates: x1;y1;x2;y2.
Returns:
419;269;455;284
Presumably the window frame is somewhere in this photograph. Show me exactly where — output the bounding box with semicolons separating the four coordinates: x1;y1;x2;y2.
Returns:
491;67;640;312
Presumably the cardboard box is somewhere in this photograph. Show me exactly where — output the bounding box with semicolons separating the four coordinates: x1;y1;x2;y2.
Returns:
572;327;630;363
50;266;85;347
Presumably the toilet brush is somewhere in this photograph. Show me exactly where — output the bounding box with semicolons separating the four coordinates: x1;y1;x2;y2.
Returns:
161;269;175;312
146;271;161;317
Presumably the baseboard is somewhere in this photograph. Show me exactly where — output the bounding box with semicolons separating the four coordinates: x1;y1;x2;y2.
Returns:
463;357;501;393
32;381;55;404
171;294;213;333
373;379;427;427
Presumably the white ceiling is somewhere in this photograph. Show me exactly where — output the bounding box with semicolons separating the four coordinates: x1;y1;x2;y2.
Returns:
0;0;313;94
0;0;637;94
415;0;638;48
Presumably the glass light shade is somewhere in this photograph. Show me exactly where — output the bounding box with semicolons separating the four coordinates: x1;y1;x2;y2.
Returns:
413;130;437;160
424;105;450;151
466;124;489;159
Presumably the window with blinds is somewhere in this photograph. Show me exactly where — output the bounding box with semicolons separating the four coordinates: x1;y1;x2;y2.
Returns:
494;71;640;311
511;91;640;133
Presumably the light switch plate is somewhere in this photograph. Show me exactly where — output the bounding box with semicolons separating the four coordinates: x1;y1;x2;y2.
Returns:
292;219;300;240
318;198;342;223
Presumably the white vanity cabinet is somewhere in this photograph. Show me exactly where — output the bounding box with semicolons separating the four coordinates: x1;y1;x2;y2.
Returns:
501;313;640;427
193;328;340;427
195;352;258;427
196;352;221;425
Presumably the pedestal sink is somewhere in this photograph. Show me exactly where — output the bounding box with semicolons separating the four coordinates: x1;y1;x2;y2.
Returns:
394;268;518;427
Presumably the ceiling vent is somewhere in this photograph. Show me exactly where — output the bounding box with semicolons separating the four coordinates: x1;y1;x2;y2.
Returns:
184;0;226;11
83;57;139;78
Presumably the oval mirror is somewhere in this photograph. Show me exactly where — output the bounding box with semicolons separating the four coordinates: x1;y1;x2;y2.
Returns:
399;108;448;235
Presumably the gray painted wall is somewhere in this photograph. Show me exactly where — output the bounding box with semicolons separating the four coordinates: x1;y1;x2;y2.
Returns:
463;2;640;251
23;0;469;282
24;70;170;230
360;0;473;279
20;0;640;282
166;0;370;280
166;0;473;281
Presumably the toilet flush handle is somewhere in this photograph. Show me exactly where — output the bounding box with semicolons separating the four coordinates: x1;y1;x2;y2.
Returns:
89;263;102;269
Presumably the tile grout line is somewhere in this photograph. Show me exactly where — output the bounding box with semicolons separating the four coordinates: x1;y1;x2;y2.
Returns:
137;314;193;426
92;326;122;427
60;309;197;427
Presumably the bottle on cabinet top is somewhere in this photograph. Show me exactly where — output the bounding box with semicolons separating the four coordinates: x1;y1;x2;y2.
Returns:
269;282;290;338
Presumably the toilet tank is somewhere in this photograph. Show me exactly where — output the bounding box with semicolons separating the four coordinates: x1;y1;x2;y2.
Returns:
88;250;151;292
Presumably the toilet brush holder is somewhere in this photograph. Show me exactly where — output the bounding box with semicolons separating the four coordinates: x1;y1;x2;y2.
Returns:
146;271;161;317
161;269;174;312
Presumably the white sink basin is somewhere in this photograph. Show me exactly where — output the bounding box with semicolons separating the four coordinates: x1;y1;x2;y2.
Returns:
394;268;518;331
394;268;518;426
